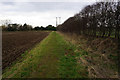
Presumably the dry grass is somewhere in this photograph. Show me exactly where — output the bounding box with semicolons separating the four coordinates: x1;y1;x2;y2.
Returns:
58;32;118;78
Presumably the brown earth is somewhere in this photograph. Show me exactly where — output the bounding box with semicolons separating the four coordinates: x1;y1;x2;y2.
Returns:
2;31;50;70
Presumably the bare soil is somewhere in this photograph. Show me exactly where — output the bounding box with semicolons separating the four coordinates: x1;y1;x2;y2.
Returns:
2;31;50;70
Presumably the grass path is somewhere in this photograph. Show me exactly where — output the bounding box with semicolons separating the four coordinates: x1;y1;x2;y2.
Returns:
29;31;66;78
3;31;87;78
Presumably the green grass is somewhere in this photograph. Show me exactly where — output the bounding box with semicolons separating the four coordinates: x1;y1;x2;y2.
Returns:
96;31;116;38
58;41;88;78
3;31;88;78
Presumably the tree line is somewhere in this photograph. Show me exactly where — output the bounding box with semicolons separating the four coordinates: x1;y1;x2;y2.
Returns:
34;25;56;31
57;2;120;39
1;23;56;31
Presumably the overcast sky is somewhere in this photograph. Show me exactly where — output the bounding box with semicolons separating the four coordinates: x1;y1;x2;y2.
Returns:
0;0;96;27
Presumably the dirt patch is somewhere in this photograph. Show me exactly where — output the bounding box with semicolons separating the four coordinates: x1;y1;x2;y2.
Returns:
2;31;50;70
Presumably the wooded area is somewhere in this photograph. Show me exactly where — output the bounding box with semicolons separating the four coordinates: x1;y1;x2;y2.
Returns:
1;23;56;31
57;2;120;39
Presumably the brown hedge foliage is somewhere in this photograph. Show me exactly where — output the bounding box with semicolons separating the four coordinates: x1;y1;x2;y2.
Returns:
57;2;120;39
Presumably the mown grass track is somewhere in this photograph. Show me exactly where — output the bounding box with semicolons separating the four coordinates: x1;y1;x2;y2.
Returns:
3;31;87;78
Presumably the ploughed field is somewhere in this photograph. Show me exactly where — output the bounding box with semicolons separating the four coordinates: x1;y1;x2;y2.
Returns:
2;31;50;70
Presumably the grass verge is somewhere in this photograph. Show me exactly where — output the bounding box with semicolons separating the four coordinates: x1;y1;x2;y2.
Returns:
3;31;88;78
58;32;118;78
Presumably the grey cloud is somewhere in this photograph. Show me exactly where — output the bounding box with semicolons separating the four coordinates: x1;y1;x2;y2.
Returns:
0;1;96;27
0;2;95;13
1;2;15;5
